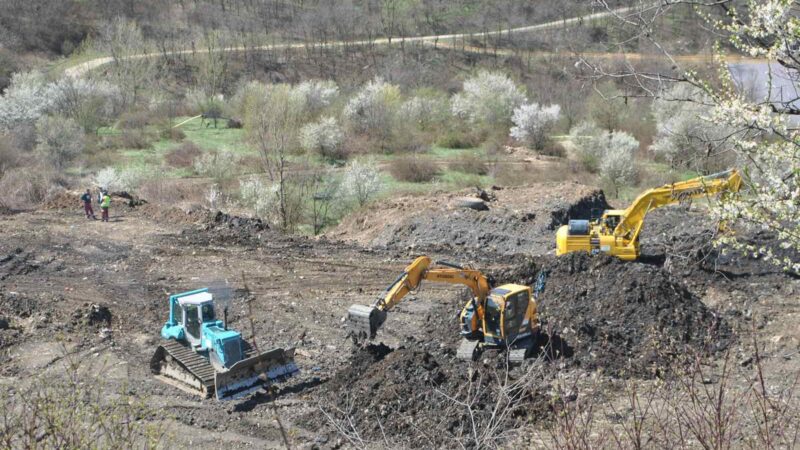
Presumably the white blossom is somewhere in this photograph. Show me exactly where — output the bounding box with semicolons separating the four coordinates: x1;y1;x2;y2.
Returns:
292;80;339;114
509;103;561;149
300;116;344;158
0;71;54;129
343;78;400;136
342;159;383;206
451;71;526;127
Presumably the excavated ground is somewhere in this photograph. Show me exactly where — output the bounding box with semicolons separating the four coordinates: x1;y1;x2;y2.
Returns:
328;183;609;256
0;186;798;449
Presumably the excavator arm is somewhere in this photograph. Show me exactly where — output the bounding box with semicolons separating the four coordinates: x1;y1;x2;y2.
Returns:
614;169;742;241
347;256;491;339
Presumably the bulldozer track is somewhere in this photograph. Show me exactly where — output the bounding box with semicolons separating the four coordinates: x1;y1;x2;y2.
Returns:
152;340;216;396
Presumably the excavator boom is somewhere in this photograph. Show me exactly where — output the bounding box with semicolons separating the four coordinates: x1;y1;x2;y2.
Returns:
347;256;491;339
614;169;741;240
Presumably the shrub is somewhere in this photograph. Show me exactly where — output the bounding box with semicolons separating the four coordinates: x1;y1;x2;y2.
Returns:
342;159;383;206
0;134;21;176
400;96;448;131
116;110;154;130
0;166;57;207
193;149;239;181
292;80;339;115
569;121;604;171
35;115;85;169
389;155;439;183
0;71;53;130
118;129;155;149
94;167;122;192
449;153;488;175
94;166;147;192
599;131;638;195
300;117;345;160
509;103;561;149
165;141;202;168
651;83;737;171
162;127;185;141
46;77;124;131
343;78;401;140
435;129;483;149
451;71;526;128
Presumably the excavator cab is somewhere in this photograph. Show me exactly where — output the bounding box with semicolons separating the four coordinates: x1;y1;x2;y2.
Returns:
469;284;537;346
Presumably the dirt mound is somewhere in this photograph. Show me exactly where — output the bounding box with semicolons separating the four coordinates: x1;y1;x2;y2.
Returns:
312;343;551;448
205;210;267;232
42;190;81;210
500;253;731;377
328;183;609;256
136;203;207;225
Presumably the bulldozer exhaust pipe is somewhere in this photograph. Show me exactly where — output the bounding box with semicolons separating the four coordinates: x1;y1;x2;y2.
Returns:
347;304;386;339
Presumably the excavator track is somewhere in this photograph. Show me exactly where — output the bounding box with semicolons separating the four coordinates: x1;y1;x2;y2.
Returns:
150;340;216;398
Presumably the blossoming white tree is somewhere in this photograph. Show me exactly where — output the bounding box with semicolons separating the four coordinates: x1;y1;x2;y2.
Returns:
343;78;401;140
300;116;344;159
342;159;383;206
651;83;737;171
599;131;638;197
509;103;561;150
0;71;54;130
451;71;526;128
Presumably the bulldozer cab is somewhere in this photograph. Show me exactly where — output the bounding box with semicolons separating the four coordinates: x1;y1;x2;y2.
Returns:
483;284;535;345
178;292;216;346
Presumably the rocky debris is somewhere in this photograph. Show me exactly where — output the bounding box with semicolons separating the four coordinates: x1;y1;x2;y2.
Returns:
0;291;40;319
73;303;112;327
499;253;731;377
0;317;9;330
0;248;39;280
206;210;267;232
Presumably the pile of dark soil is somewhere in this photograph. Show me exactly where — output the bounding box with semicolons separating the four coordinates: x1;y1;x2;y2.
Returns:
205;210;267;232
547;190;609;229
501;253;731;377
312;343;551;448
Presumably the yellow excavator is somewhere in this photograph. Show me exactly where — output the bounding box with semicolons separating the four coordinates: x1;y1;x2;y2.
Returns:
556;169;742;261
347;256;542;362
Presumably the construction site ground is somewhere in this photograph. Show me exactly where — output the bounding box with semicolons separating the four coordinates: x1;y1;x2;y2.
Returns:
1;184;798;448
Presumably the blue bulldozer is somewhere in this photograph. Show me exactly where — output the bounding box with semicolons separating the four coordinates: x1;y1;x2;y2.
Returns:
150;288;298;400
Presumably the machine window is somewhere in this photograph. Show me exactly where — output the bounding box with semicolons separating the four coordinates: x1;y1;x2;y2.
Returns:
185;304;200;338
201;303;215;322
485;297;502;336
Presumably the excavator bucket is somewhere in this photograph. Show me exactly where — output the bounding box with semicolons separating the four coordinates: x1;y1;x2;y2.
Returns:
214;347;298;401
347;304;386;339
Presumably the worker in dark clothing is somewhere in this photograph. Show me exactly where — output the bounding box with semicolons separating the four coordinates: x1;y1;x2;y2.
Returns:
80;189;96;219
100;191;111;222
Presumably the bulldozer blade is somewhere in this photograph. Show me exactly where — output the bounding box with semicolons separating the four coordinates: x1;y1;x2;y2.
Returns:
347;304;386;339
214;347;298;401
